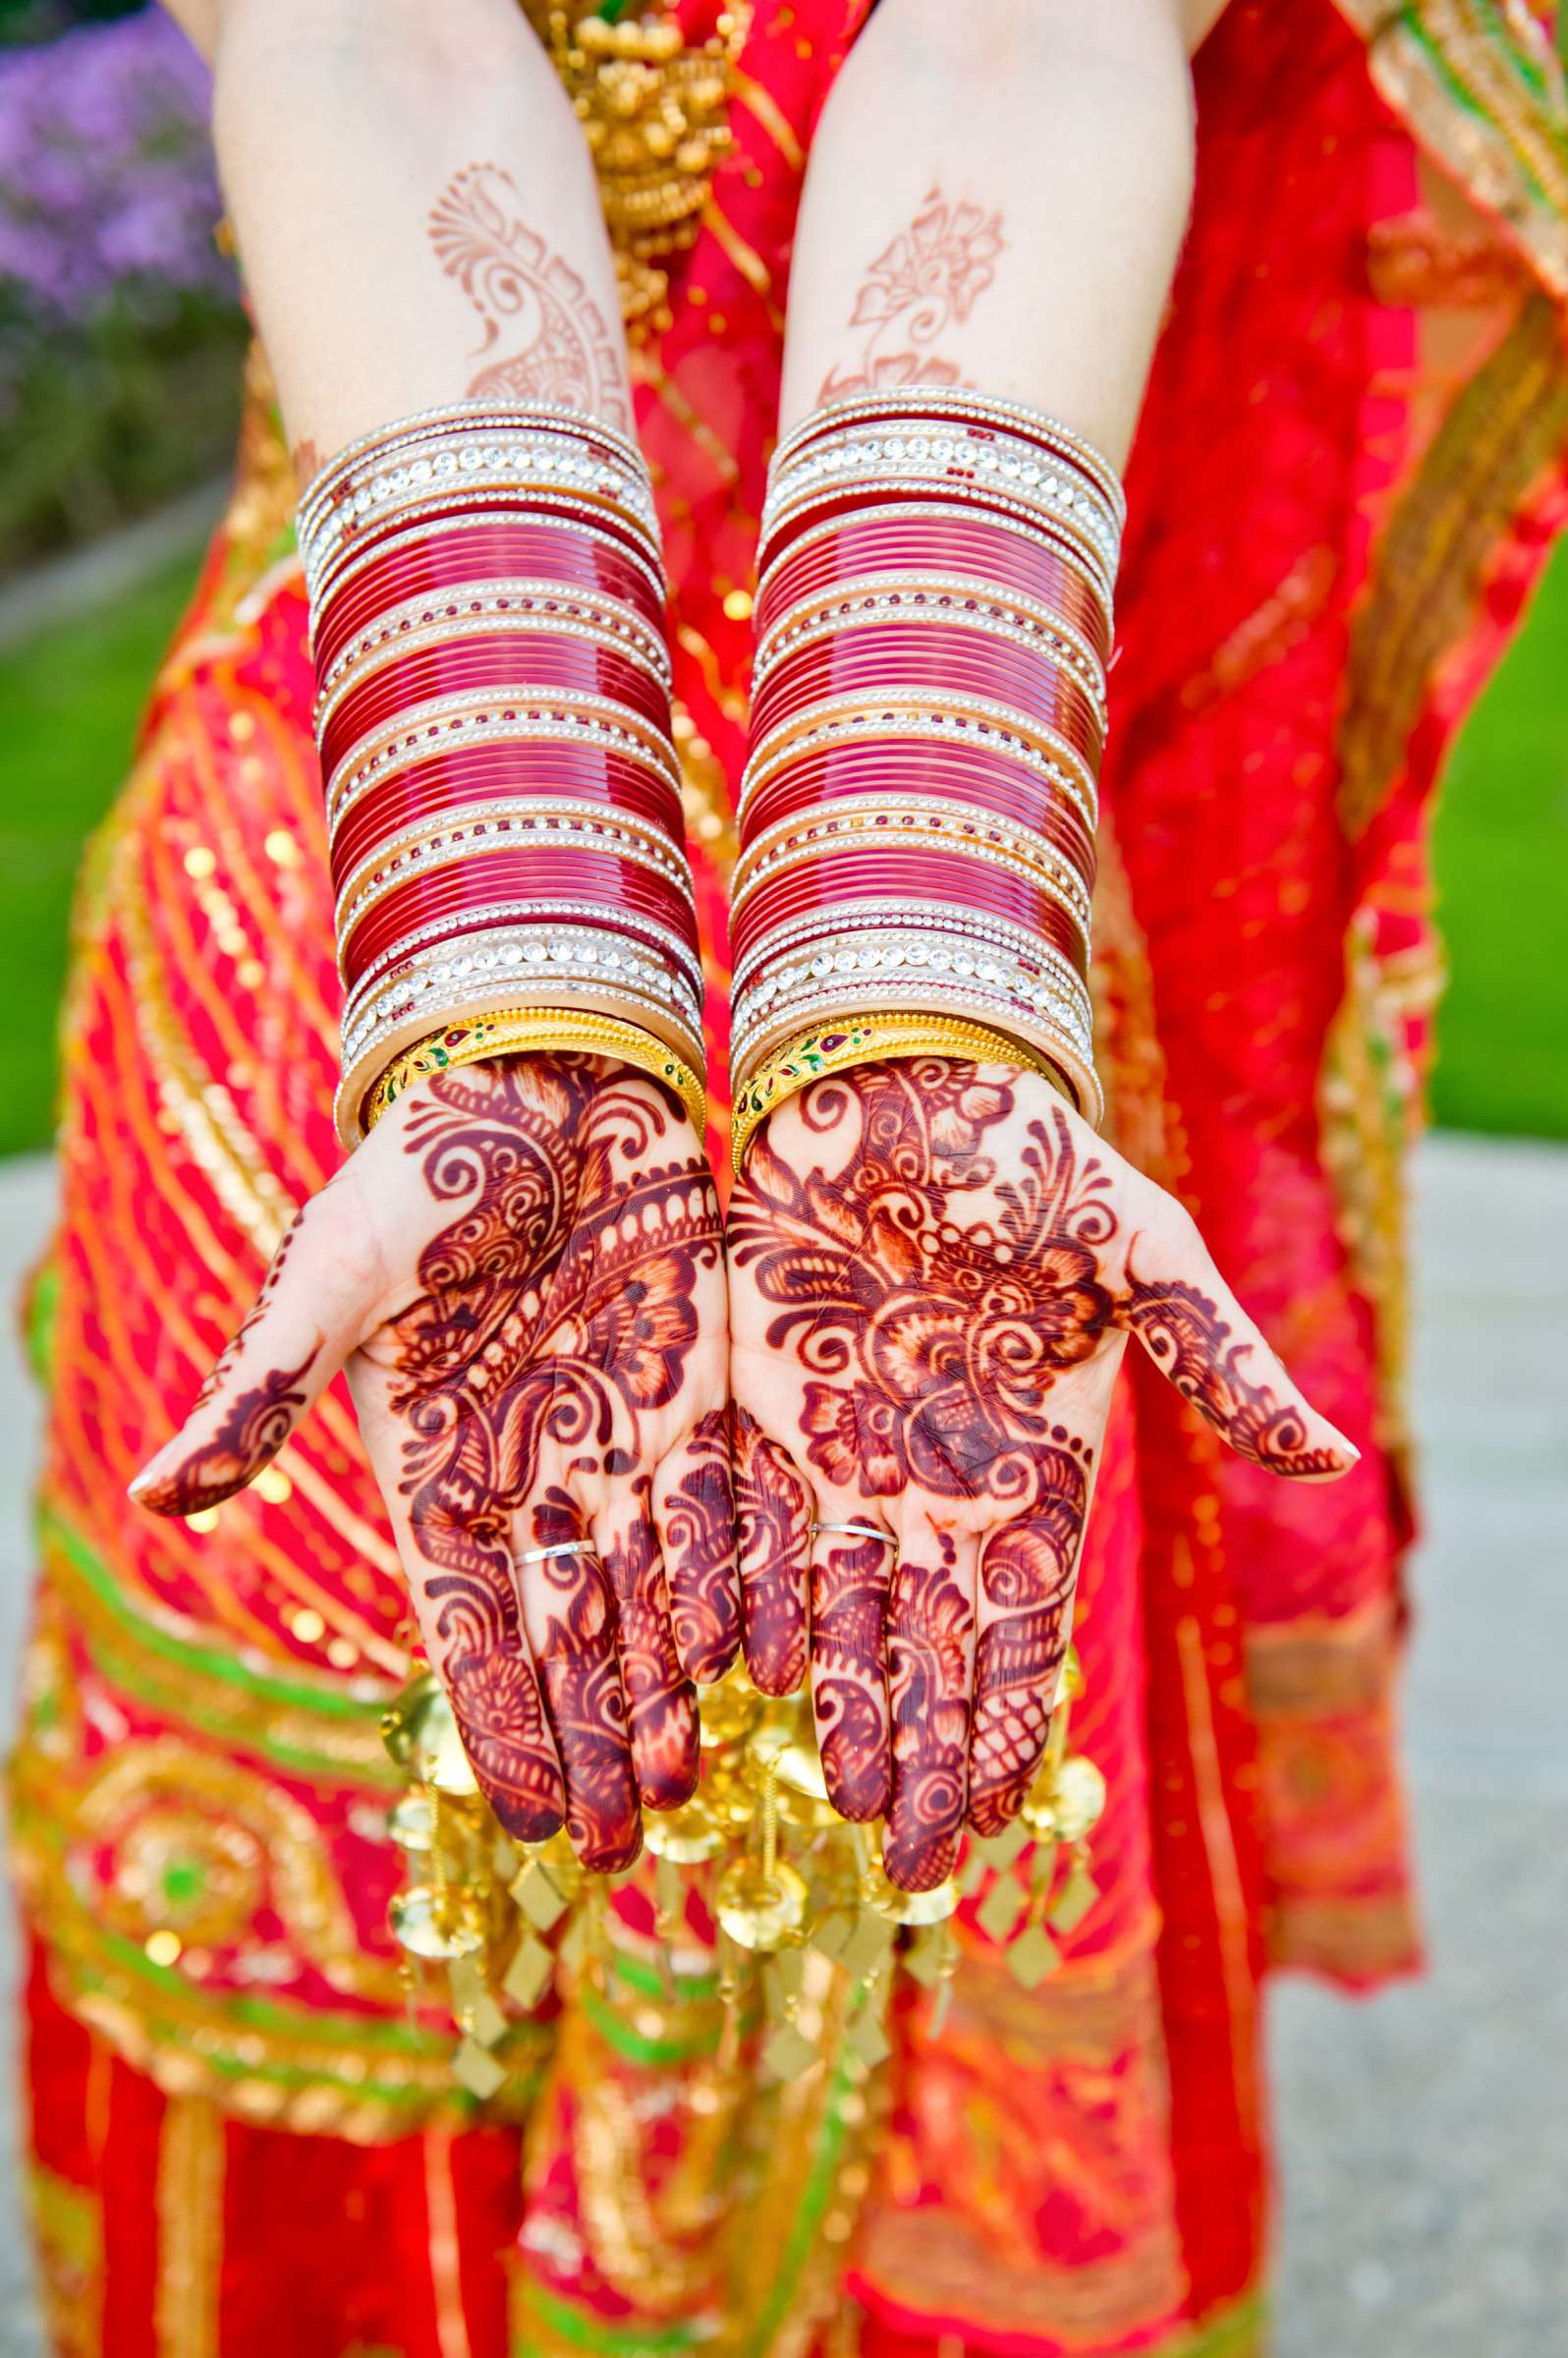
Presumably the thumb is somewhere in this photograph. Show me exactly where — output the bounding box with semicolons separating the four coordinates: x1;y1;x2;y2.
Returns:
130;1194;371;1516
1120;1211;1360;1483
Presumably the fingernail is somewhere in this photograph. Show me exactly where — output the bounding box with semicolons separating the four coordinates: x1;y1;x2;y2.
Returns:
127;1435;180;1502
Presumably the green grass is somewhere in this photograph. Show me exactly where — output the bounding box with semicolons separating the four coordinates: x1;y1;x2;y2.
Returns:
1428;540;1568;1139
0;542;204;1157
0;531;1564;1156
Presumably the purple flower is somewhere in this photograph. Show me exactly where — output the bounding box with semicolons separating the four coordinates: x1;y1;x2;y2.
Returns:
0;9;237;323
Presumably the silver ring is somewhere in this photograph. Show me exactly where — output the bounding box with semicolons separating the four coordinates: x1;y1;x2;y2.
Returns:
517;1538;595;1566
811;1521;895;1547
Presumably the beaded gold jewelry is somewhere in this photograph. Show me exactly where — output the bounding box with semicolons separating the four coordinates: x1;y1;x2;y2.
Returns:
360;1008;706;1138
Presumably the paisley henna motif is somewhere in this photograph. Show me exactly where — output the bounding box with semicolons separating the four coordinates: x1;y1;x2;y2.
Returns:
734;1406;812;1697
429;162;629;422
659;1408;742;1685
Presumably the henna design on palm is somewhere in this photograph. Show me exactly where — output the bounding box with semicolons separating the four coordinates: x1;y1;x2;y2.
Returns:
133;1055;736;1872
729;1058;1356;1888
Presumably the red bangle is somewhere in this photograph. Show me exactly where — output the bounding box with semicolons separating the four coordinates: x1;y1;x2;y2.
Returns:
321;640;669;768
315;529;665;668
330;753;686;886
740;744;1098;870
757;533;1108;666
758;484;1111;595
731;849;1094;968
342;851;700;985
750;633;1102;765
317;487;660;597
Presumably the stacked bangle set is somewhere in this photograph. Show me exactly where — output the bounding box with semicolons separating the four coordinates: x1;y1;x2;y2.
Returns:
295;399;707;1146
729;387;1121;1169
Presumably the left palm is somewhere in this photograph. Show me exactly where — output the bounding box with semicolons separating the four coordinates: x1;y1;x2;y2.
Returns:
728;1055;1355;1891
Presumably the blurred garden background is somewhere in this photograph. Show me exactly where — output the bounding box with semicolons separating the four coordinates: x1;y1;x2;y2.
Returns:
2;1;1564;1160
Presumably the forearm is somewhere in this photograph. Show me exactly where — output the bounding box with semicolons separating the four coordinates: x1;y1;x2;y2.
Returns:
780;0;1197;465
194;0;627;468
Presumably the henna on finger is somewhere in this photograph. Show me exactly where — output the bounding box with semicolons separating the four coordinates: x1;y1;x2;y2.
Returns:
601;1481;700;1812
134;1345;320;1517
883;1533;976;1892
809;1529;893;1823
1121;1266;1351;1478
519;1494;641;1872
967;1442;1087;1836
656;1407;742;1685
734;1406;813;1695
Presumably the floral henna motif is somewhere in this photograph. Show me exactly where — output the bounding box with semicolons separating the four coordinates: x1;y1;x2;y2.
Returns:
429;162;629;423
660;1408;742;1685
602;1483;700;1813
135;1345;319;1517
818;184;1005;403
730;1070;1116;1510
1122;1274;1345;1476
382;1057;720;1851
734;1406;812;1696
967;1445;1087;1836
884;1536;975;1891
810;1533;892;1823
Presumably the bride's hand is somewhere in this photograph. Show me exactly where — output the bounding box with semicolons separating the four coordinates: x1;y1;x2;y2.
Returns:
132;1054;738;1872
727;1056;1356;1892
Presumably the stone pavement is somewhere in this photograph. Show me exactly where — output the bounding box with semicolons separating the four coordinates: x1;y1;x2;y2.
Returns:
0;1133;1561;2355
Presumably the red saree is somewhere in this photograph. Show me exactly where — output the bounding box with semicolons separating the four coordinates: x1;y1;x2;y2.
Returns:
14;3;1568;2352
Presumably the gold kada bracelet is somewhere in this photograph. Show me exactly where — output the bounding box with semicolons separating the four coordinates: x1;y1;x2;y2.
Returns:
361;1009;708;1137
730;1011;1073;1175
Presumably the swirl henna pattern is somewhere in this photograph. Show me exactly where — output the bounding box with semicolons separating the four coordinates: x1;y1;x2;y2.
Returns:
380;1062;722;1864
729;1058;1357;1887
134;1055;736;1874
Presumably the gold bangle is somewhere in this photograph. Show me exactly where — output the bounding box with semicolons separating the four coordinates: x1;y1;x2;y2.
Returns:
730;1013;1077;1175
359;1010;707;1138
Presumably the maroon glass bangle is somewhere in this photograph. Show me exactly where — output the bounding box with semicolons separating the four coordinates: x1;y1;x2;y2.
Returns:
732;870;1088;986
756;525;1109;664
741;739;1098;863
731;848;1095;967
316;531;664;666
758;483;1111;596
330;753;686;885
341;849;700;985
321;640;670;766
315;529;665;668
738;898;1088;988
749;634;1103;764
738;749;1099;874
318;487;660;600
